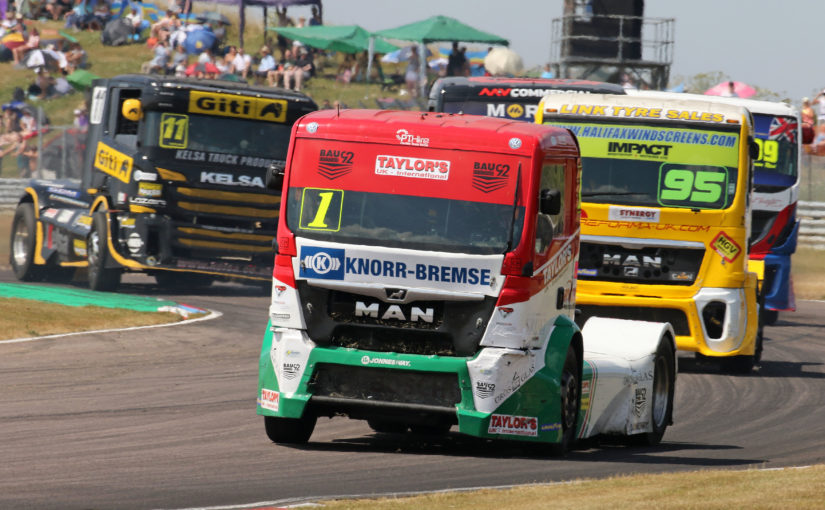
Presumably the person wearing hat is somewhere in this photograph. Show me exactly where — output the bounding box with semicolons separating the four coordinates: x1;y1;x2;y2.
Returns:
255;45;276;85
801;97;816;128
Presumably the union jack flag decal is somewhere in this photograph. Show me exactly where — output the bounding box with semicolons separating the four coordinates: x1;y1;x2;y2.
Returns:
769;117;797;144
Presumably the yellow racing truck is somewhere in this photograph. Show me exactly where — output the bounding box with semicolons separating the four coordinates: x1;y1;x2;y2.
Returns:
537;94;761;372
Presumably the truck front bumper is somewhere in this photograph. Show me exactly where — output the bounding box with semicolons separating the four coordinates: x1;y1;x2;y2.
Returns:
256;325;567;443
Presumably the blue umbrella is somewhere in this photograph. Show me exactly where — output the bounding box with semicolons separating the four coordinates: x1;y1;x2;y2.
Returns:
182;28;217;55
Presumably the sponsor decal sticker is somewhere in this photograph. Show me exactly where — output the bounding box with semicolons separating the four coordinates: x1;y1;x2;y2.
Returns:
472;161;509;193
540;422;561;432
608;206;660;223
607;141;672;159
73;239;87;256
634;387;647;418
360;355;411;367
94;141;133;183
487;414;538;437
200;171;264;188
188;91;287;122
318;149;354;180
138;182;163;197
395;128;429;147
259;388;279;411
297;246;493;286
475;381;495;399
57;210;74;223
282;363;301;380
506;103;524;118
375;155;450;181
711;231;741;263
42;208;59;219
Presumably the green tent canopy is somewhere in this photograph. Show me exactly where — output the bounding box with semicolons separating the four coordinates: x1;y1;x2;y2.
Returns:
268;25;398;54
66;69;101;91
373;15;508;45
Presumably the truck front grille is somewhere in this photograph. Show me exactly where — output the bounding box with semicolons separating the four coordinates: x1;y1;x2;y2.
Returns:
578;242;704;285
310;364;461;408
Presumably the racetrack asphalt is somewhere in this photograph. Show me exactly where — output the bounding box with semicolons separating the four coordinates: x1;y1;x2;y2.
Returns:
1;270;824;510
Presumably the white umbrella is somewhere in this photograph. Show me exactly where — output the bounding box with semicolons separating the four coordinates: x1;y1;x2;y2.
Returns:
483;47;523;76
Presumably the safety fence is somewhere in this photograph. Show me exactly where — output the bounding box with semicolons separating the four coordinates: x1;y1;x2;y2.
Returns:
798;201;825;251
0;124;86;183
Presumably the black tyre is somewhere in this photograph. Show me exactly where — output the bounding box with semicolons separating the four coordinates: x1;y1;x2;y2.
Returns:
264;414;317;444
87;211;121;292
763;310;778;326
154;271;214;289
10;202;44;281
367;419;409;434
548;343;580;455
629;338;675;446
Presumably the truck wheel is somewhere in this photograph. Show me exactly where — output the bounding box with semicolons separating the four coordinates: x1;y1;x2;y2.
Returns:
630;339;675;446
264;414;316;444
87;212;121;292
10;203;44;281
367;419;409;434
549;344;580;455
763;310;778;326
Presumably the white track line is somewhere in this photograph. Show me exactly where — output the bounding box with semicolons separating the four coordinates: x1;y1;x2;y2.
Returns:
0;309;223;345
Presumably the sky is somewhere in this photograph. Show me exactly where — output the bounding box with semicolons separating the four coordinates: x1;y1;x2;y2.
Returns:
283;0;822;102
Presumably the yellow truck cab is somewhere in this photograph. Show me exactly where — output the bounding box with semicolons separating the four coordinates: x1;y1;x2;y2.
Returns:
536;94;761;372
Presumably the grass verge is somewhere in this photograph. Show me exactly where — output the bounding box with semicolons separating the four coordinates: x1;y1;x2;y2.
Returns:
315;465;825;510
0;296;181;340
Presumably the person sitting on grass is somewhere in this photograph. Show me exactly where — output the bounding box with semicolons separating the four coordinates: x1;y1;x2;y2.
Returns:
283;47;313;91
12;27;39;66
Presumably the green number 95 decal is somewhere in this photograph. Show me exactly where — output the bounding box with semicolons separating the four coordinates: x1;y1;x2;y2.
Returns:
299;188;344;231
658;164;730;209
159;113;189;149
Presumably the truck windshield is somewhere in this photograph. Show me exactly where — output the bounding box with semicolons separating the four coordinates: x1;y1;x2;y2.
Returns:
141;111;292;162
287;187;524;255
544;119;741;210
752;113;798;181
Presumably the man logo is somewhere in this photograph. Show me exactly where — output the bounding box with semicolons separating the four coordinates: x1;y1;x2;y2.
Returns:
298;246;345;280
385;288;407;301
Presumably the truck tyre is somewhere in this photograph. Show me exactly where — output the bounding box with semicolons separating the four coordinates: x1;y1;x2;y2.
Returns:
763;310;778;326
548;344;580;456
264;414;316;444
367;419;409;434
87;212;121;292
629;338;675;446
10;203;44;281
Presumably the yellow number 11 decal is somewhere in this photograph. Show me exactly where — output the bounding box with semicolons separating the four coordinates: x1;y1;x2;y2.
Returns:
299;188;344;231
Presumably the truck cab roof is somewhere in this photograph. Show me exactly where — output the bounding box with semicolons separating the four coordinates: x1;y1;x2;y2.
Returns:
292;109;579;157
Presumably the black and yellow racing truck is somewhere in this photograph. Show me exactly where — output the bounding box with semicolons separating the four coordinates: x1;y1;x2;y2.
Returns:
9;74;317;291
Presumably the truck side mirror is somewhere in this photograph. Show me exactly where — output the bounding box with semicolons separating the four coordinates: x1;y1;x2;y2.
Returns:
802;123;815;145
122;98;142;122
266;162;286;190
540;188;561;216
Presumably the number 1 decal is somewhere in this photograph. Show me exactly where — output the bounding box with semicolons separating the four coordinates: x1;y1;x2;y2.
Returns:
299;188;344;231
658;164;730;209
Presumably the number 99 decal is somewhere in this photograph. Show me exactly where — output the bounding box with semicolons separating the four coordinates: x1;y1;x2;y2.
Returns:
299;188;344;232
658;164;731;209
753;138;779;169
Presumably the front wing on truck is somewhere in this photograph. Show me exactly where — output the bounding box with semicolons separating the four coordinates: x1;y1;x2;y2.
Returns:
257;316;675;446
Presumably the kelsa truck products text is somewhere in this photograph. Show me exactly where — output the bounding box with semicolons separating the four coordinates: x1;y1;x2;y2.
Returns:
257;110;677;451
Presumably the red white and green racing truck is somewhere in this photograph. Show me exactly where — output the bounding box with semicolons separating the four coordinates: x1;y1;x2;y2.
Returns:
257;110;677;451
